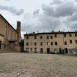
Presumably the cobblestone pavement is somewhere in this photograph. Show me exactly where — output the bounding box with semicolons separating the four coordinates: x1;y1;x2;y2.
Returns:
0;53;77;77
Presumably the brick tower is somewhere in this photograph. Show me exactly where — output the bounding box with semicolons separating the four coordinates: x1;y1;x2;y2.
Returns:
17;21;21;42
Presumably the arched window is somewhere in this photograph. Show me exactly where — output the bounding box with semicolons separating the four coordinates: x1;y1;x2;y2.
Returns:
40;48;43;53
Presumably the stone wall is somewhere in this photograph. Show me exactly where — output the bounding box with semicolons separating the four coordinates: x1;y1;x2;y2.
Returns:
14;45;24;52
68;49;77;55
24;33;77;54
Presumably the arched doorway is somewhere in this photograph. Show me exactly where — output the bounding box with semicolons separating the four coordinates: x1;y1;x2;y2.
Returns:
47;48;50;54
10;43;14;50
59;48;61;54
59;48;64;54
40;48;43;53
65;48;68;53
34;48;37;53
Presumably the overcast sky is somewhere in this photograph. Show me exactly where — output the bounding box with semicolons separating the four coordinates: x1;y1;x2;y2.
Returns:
0;0;77;38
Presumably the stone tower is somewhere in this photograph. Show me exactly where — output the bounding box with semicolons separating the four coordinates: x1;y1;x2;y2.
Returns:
17;21;21;42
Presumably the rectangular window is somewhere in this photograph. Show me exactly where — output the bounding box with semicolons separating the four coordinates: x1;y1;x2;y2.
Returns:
47;36;49;39
64;34;66;37
55;42;58;45
47;42;49;45
69;34;72;37
34;36;37;39
51;42;53;45
26;42;29;46
75;34;77;37
40;42;43;46
51;36;53;39
40;36;42;39
26;36;29;39
64;41;67;45
70;40;72;44
34;42;37;46
55;34;57;38
75;40;77;44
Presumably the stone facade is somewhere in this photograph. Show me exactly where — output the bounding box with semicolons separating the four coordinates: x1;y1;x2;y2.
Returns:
24;32;77;54
0;14;21;51
0;34;4;49
68;49;77;55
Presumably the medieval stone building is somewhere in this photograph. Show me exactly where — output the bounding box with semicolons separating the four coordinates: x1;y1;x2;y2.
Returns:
0;14;21;51
24;31;77;54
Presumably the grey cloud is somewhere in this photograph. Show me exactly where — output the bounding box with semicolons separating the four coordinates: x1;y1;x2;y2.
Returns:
22;14;61;33
4;0;11;1
42;4;54;17
42;1;76;17
40;21;61;32
0;5;24;15
52;0;63;4
22;24;41;33
39;15;61;31
33;9;40;16
68;13;77;21
55;1;76;17
70;23;77;31
22;0;77;33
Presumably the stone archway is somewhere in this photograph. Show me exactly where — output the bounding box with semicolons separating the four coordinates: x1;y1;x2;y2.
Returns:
65;48;68;53
40;48;43;53
47;48;50;54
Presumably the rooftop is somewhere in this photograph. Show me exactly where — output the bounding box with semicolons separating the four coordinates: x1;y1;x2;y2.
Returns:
24;31;77;36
